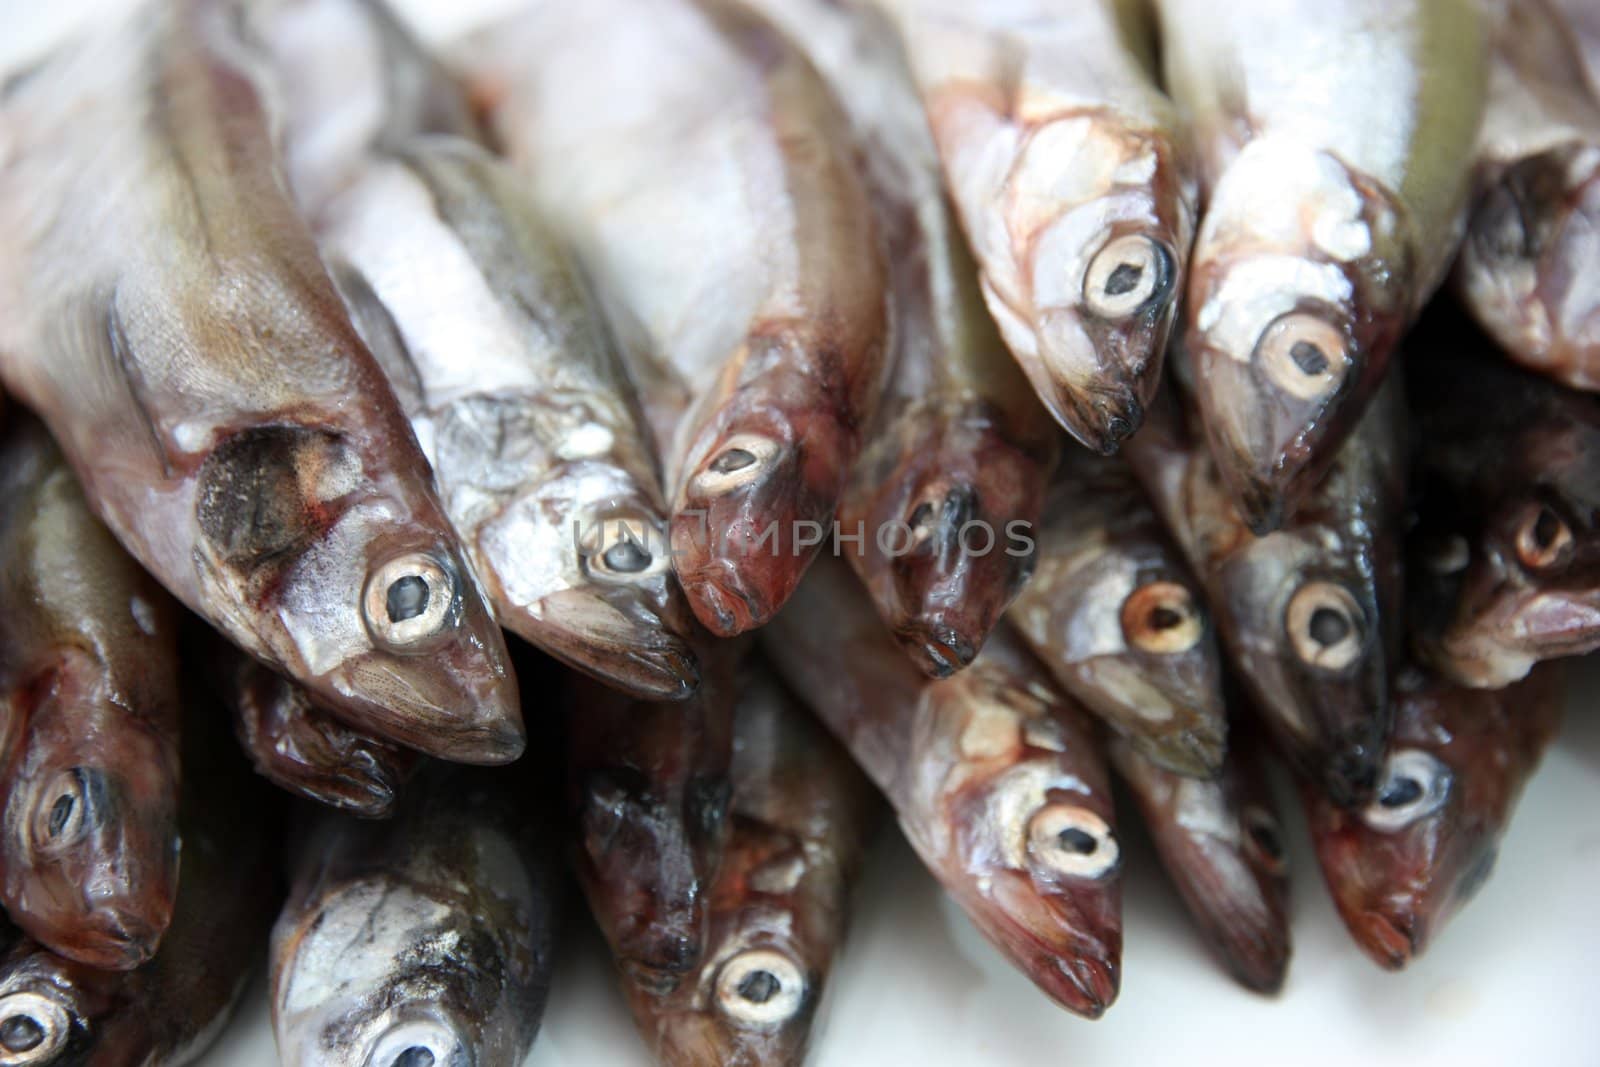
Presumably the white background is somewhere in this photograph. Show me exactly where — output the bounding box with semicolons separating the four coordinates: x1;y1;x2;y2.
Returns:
2;2;1597;1064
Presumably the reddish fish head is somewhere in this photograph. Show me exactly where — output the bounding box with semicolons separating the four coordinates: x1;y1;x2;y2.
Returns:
672;334;859;637
902;658;1122;1017
191;424;524;764
0;652;180;970
1459;143;1600;389
844;403;1051;678
1185;142;1411;532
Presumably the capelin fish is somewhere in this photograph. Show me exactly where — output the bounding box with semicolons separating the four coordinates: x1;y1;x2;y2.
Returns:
220;644;415;818
625;663;878;1066
464;0;890;637
876;0;1195;451
1009;449;1227;778
1110;735;1290;993
0;413;180;970
1155;0;1486;530
0;0;522;763
747;0;1057;678
271;764;558;1067
1305;663;1562;970
1455;0;1600;391
1126;380;1405;807
567;639;737;988
764;559;1122;1018
1406;313;1600;686
0;692;281;1066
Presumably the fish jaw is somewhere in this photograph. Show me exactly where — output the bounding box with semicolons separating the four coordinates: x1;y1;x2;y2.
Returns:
1458;143;1600;390
844;403;1051;678
521;587;701;702
1185;142;1411;531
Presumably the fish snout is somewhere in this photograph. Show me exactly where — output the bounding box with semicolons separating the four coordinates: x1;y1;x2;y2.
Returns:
526;587;701;702
1352;907;1420;971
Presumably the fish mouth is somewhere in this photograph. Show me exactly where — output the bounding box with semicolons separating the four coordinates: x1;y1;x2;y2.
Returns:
1351;908;1420;971
676;567;769;639
1214;921;1291;995
56;906;164;970
334;654;525;766
303;752;405;818
1043;951;1121;1019
522;589;701;701
897;621;980;679
1430;592;1600;686
1049;383;1147;456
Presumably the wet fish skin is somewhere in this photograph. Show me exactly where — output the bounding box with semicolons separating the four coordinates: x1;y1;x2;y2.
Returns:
271;764;558;1067
1009;449;1227;778
752;0;1058;678
0;692;281;1066
221;645;415;818
464;0;890;637
626;664;878;1066
879;0;1196;451
1456;0;1600;391
1406;313;1600;686
1126;380;1405;807
1110;735;1290;993
1305;663;1562;969
1156;0;1486;530
0;0;522;763
567;638;738;987
764;559;1123;1018
0;414;181;970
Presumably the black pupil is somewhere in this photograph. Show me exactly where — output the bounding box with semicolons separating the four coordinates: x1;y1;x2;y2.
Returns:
1532;507;1563;550
711;448;756;474
602;539;651;573
1104;262;1143;296
386;575;430;623
1148;606;1184;631
392;1047;436;1067
0;1015;43;1053
737;970;781;1004
1057;827;1098;855
1379;776;1424;808
47;793;75;837
1249;820;1283;860
1308;607;1351;647
1290;340;1330;376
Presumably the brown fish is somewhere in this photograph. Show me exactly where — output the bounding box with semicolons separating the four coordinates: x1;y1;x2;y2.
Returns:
463;0;890;637
1305;663;1562;969
1457;0;1600;390
0;413;180;970
1110;735;1290;992
878;0;1196;451
1155;0;1486;530
1406;311;1600;686
220;645;415;818
625;663;877;1066
1126;379;1405;806
0;0;522;763
764;559;1122;1018
747;0;1057;678
0;687;281;1065
1009;449;1227;778
567;639;738;988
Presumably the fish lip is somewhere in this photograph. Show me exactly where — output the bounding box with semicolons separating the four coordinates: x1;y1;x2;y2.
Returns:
1353;908;1419;970
898;622;980;679
1223;936;1291;995
681;571;767;638
1051;384;1147;456
1044;953;1120;1018
57;907;163;970
521;595;702;701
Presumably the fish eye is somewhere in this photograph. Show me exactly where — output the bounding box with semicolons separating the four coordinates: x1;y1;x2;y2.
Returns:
1362;749;1452;832
1256;312;1351;401
905;483;977;551
1026;803;1120;880
0;991;71;1065
1284;581;1365;672
690;434;783;496
1241;805;1288;876
30;770;94;853
362;553;458;651
1514;503;1573;571
1083;234;1173;318
362;1020;462;1067
1121;581;1203;654
583;516;669;583
714;949;807;1028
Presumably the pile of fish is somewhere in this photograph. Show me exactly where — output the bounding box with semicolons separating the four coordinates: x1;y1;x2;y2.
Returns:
0;0;1593;1062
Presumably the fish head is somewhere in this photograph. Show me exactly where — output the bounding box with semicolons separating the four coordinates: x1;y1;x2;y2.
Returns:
273;878;510;1067
671;328;859;636
191;424;522;763
999;117;1190;451
1459;142;1600;382
846;404;1049;677
1;649;179;969
1220;533;1389;806
1185;140;1411;530
0;949;98;1065
902;661;1121;1016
